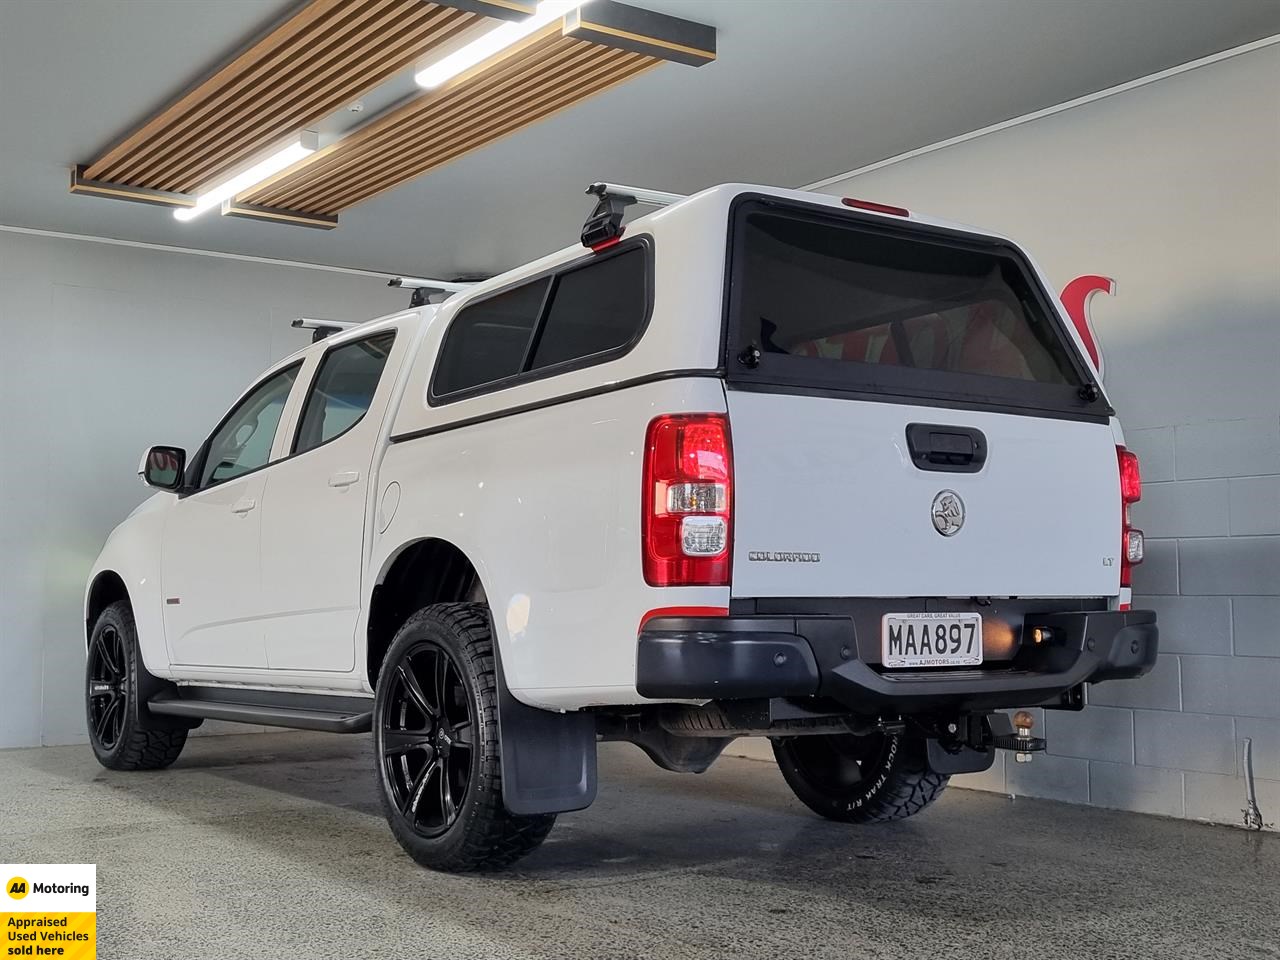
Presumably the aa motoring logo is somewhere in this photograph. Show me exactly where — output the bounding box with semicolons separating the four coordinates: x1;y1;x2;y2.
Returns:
4;874;90;899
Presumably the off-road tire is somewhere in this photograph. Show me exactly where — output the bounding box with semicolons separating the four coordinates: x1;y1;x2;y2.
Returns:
86;601;187;770
374;602;555;872
772;731;947;823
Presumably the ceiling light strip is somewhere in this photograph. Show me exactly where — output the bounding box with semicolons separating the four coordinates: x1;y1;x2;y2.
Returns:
174;133;318;221
242;22;572;205
249;27;591;208
105;0;390;186
83;0;344;180
314;48;647;208
413;0;594;88
274;46;653;213
153;2;472;191
139;2;472;191
328;55;656;212
248;31;608;209
142;0;437;186
83;1;487;194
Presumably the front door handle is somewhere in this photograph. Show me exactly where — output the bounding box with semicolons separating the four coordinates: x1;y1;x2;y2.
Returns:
329;471;360;488
231;497;257;515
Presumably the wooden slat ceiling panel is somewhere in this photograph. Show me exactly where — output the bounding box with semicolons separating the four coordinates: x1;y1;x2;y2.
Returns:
82;0;484;194
242;29;658;215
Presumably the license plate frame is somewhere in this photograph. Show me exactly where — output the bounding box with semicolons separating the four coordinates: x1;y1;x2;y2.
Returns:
881;612;983;668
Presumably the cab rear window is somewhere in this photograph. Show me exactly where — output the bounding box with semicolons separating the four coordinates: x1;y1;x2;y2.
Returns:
726;198;1108;420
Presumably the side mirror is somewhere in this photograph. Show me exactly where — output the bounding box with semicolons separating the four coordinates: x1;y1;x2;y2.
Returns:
139;446;187;490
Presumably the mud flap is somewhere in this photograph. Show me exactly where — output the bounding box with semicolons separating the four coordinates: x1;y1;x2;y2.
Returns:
495;654;597;815
133;651;202;733
925;738;996;775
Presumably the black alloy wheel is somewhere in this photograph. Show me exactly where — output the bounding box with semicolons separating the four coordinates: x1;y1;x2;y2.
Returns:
379;641;475;838
373;603;555;872
87;622;129;750
785;730;896;792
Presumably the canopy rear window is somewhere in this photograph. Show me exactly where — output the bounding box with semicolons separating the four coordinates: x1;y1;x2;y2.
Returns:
726;198;1108;420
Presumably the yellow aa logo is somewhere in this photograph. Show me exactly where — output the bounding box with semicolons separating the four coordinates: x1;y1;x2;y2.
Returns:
7;877;28;900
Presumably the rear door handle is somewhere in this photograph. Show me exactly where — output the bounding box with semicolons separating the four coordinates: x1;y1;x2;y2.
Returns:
231;497;257;514
905;423;988;473
329;470;360;488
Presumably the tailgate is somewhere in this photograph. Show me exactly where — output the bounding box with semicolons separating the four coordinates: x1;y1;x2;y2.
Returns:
728;390;1120;598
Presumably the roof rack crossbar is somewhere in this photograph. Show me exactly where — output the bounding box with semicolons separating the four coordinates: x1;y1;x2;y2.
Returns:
586;182;686;207
388;275;474;307
292;317;360;343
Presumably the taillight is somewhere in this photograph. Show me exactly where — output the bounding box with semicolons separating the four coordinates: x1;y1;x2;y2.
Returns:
642;414;732;586
1117;446;1144;587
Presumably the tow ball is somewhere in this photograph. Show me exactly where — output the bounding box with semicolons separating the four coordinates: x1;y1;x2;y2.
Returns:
991;710;1048;763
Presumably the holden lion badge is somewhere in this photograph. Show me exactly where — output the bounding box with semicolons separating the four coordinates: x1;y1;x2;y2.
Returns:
931;490;965;537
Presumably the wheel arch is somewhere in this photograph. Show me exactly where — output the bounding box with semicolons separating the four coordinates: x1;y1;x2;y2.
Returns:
85;570;130;647
366;537;487;689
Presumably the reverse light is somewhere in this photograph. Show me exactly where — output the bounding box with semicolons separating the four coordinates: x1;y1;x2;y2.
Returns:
1117;446;1144;587
642;414;732;586
414;0;594;89
174;133;317;222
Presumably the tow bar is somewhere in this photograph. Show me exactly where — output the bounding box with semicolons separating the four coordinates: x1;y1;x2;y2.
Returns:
991;710;1048;763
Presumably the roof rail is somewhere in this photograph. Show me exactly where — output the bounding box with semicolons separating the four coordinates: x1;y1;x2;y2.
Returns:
581;182;687;250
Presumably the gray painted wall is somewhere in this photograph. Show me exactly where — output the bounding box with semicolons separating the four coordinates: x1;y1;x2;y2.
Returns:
809;44;1280;829
0;230;405;748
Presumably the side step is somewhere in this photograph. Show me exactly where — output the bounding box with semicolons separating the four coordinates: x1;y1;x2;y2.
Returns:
148;686;373;734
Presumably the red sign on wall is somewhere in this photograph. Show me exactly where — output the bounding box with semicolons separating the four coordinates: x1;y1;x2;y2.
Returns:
1059;275;1114;379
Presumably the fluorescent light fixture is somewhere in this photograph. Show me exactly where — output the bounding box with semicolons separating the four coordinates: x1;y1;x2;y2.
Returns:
414;0;593;89
175;132;318;222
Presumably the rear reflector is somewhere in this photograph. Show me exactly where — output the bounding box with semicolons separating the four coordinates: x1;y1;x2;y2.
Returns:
842;197;910;217
638;605;730;632
642;414;733;586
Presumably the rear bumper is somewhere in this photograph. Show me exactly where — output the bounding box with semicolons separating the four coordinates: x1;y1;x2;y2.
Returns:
637;608;1157;713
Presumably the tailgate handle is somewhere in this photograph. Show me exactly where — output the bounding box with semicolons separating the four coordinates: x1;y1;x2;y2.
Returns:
905;423;987;473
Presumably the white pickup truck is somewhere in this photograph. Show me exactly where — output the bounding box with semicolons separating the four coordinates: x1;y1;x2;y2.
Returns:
84;183;1157;872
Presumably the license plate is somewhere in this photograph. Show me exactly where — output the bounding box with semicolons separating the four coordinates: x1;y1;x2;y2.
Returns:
881;613;983;668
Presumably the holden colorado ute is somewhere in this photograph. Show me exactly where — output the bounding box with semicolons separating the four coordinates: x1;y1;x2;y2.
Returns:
83;183;1157;872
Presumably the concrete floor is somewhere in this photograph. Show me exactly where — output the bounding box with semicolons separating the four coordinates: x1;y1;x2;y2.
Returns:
1;733;1276;960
